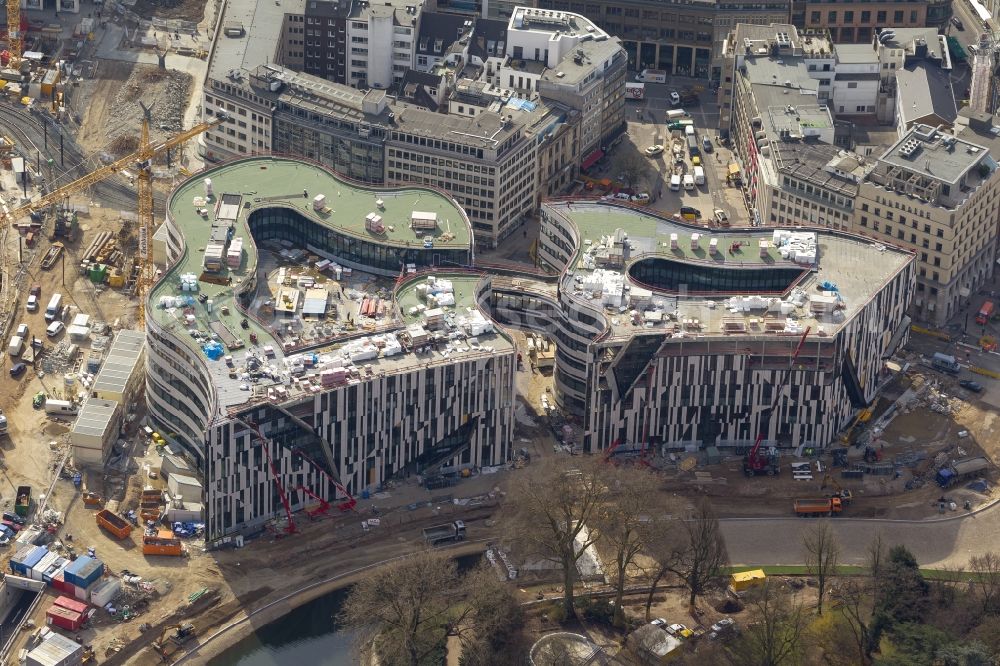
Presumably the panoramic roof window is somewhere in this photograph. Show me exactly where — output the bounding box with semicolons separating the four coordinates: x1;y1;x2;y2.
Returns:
628;257;807;295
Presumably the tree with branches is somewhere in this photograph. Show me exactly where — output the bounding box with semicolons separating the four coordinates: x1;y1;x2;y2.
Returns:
613;152;651;193
505;457;611;616
666;498;728;607
726;580;808;666
969;551;1000;616
802;521;839;615
595;467;659;623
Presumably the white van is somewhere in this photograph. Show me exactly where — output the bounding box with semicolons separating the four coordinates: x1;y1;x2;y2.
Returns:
666;109;688;120
684;124;695;137
46;321;64;338
7;336;23;357
26;295;38;313
43;400;78;416
694;166;706;186
683;174;695;191
670;174;681;191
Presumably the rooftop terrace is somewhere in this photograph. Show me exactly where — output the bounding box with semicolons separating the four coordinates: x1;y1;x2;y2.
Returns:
547;202;913;340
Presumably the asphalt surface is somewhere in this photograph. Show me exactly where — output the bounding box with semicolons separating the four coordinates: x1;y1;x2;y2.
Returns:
720;499;999;568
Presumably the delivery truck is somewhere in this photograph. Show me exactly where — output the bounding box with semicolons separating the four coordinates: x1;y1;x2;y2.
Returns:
931;352;961;374
625;82;645;99
976;301;994;325
422;520;466;545
793;497;843;517
635;69;666;83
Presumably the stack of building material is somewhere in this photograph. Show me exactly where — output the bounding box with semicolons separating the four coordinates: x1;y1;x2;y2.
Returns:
227;237;243;267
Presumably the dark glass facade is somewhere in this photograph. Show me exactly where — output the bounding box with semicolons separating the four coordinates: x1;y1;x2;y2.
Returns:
628;258;806;295
247;207;471;274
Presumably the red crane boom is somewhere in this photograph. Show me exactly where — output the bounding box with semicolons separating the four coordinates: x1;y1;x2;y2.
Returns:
293;448;358;512
743;326;811;477
295;486;331;519
240;420;297;535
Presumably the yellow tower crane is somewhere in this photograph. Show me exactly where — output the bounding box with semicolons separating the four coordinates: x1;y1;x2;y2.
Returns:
2;111;228;325
6;0;21;69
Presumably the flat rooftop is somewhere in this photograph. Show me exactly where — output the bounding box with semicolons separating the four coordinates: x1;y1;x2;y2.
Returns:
549;202;913;340
207;0;305;83
879;124;988;185
150;156;469;367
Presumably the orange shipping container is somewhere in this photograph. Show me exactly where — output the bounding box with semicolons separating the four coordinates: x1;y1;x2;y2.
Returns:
142;535;183;556
96;509;132;540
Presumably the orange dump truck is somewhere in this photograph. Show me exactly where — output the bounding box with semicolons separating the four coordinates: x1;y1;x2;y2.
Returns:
143;534;183;556
793;497;843;517
96;509;133;539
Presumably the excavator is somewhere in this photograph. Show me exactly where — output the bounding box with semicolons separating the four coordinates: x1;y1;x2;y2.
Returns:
820;474;853;505
152;623;196;660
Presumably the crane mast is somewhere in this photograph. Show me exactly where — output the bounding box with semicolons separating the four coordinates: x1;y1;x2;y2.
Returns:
6;0;21;69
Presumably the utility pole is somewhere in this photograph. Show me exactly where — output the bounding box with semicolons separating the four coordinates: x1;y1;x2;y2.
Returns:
60;134;64;167
43;121;47;151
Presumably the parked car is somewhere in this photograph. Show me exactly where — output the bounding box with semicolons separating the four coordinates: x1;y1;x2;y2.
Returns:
650;618;668;628
702;136;714;153
2;520;21;533
669;91;681;106
952;16;963;29
46;321;65;338
15;324;28;339
8;363;26;379
959;380;984;393
630;193;651;203
714;209;730;225
667;623;694;638
26;295;38;313
29;284;40;298
644;144;665;157
3;512;26;526
709;618;737;640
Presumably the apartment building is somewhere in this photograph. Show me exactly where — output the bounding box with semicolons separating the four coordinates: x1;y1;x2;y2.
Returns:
345;0;423;89
724;25;861;228
298;0;354;83
791;0;952;42
851;122;1000;325
386;105;539;246
499;7;626;156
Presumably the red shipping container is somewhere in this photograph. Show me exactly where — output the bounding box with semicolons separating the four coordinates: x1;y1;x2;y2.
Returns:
54;596;87;613
46;605;84;631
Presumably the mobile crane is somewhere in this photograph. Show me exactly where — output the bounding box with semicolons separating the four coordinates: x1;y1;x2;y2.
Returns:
0;110;228;324
292;447;357;512
295;486;331;520
237;419;297;536
743;327;811;477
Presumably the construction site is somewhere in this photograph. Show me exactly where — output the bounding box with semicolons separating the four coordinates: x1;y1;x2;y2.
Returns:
0;0;995;664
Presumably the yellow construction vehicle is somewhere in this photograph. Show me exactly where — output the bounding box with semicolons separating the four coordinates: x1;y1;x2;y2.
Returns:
838;408;872;445
152;623;196;660
0;111;228;323
820;474;853;505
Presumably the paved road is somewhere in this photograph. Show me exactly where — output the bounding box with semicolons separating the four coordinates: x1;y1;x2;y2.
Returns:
720;502;998;568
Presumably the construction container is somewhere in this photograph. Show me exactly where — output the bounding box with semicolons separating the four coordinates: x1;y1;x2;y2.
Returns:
53;596;88;614
730;569;767;592
51;572;68;594
167;473;203;499
142;535;184;557
88;578;120;607
26;632;83;666
95;509;132;540
9;544;35;575
73;580;90;602
45;605;84;632
30;551;60;582
42;558;69;585
11;545;48;576
63;555;103;589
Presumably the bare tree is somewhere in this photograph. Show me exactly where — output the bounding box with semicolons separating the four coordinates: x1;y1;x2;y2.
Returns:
726;580;808;666
638;517;680;622
457;565;528;666
613;152;651;193
505;458;611;616
831;578;874;665
866;530;887;601
666;498;728;607
595;467;658;622
340;550;463;665
969;551;1000;615
802;521;839;615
